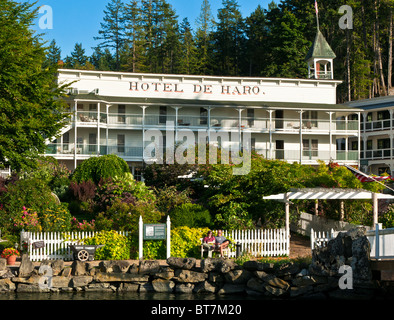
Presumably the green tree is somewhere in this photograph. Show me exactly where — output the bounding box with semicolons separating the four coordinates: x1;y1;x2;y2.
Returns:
179;18;197;74
44;39;61;67
64;43;89;69
94;0;126;71
195;0;215;75
0;0;70;172
212;0;246;76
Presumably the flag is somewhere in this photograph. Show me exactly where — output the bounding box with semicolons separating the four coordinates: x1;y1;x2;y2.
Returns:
345;165;392;183
315;0;318;15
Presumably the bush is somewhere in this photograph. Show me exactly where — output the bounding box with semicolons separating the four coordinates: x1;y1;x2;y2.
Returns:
95;173;155;211
40;203;72;232
0;177;58;232
83;230;130;260
170;203;211;228
12;206;42;232
71;155;130;184
130;226;210;259
95;198;162;233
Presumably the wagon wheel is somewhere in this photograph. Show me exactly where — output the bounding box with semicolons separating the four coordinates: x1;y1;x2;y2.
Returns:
77;249;89;261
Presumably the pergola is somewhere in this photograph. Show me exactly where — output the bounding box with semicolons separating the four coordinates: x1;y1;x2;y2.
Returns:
263;188;394;237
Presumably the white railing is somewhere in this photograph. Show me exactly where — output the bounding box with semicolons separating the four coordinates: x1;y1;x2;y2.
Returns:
311;225;394;260
223;228;289;258
20;231;129;262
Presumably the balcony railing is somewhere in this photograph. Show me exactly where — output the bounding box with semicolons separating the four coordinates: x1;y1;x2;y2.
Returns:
72;112;358;133
361;119;392;132
363;148;392;160
46;144;144;157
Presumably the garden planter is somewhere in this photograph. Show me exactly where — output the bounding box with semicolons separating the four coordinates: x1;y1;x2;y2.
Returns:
6;255;17;265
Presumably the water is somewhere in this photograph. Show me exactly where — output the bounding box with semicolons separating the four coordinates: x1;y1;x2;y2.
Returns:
0;291;261;301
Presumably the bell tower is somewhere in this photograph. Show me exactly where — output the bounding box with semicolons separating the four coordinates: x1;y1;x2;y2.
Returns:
305;30;336;80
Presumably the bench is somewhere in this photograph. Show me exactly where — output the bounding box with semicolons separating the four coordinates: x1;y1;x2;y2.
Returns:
200;239;229;258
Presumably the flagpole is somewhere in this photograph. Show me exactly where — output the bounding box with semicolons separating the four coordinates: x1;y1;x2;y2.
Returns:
315;0;320;30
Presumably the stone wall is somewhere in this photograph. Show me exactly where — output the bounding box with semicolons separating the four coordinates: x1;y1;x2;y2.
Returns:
0;227;391;299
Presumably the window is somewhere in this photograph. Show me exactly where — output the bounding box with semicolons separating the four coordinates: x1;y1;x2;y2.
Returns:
159;106;167;124
117;134;125;153
89;104;97;120
89;133;97;153
377;111;390;120
302;111;318;128
63;132;69;151
378;138;390;149
118;105;126;123
247;109;255;127
276;140;284;159
303;139;318;157
200;108;207;125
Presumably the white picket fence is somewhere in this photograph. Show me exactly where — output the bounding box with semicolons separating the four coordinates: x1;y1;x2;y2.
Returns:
310;225;394;260
223;228;289;258
20;231;129;262
21;228;290;261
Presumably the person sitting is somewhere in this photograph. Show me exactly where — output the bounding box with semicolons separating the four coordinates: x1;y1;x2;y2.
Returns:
202;230;215;252
215;229;230;257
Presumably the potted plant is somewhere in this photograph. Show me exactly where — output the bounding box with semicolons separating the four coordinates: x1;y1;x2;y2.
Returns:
1;248;20;265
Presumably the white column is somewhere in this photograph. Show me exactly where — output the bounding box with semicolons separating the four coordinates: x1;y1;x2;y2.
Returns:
141;106;148;160
268;110;273;159
326;112;333;160
285;192;290;253
97;102;100;155
298;110;304;164
74;100;78;170
172;106;181;142
106;104;110;154
166;215;171;259
139;216;143;260
373;192;378;227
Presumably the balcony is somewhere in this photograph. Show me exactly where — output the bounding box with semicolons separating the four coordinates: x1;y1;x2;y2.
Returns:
254;149;358;162
73;111;358;134
46;144;144;158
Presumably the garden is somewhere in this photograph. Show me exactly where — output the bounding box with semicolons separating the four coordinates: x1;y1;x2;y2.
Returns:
1;152;393;261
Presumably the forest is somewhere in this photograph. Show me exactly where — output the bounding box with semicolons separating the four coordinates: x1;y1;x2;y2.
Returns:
45;0;394;104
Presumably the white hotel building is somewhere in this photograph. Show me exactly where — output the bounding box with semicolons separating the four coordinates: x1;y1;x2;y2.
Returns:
47;32;363;177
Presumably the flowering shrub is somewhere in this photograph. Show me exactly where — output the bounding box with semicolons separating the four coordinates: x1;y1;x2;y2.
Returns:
83;230;130;260
40;203;72;231
1;248;20;258
12;206;42;232
71;217;95;232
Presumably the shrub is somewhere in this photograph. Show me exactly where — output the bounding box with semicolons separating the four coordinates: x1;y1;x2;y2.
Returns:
40;203;72;231
71;154;130;184
170;203;211;228
12;206;42;232
95;173;155;211
71;217;96;232
0;178;58;232
130;226;210;259
95;198;162;232
83;230;130;260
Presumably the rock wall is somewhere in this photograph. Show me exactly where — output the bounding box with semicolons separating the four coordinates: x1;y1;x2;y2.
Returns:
0;228;390;299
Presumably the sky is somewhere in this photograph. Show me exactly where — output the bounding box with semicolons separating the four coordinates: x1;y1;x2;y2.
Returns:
21;0;272;58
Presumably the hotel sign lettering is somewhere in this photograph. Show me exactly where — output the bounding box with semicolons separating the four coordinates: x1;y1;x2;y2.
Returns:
129;81;262;96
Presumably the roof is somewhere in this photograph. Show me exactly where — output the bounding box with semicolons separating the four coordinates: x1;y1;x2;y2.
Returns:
263;188;394;201
305;30;336;61
342;95;394;111
65;93;363;112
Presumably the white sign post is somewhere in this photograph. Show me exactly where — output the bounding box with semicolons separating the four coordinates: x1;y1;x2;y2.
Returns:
138;216;171;260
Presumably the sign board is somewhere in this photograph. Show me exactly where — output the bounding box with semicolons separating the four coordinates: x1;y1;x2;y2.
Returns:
143;224;166;240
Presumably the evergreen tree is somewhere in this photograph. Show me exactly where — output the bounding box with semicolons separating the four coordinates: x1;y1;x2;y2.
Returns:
245;5;268;76
0;0;70;172
94;0;126;71
123;0;144;72
90;47;116;71
179;18;197;74
212;0;246;76
64;43;89;69
44;39;61;67
263;4;310;78
195;0;215;75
